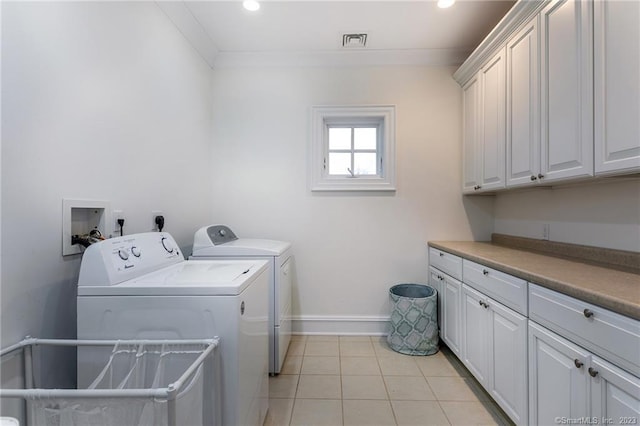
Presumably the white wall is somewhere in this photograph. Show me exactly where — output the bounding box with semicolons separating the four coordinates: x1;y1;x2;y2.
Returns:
493;179;640;252
1;1;213;354
210;65;493;333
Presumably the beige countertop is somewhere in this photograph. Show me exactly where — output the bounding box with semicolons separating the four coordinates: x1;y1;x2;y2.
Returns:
428;241;640;321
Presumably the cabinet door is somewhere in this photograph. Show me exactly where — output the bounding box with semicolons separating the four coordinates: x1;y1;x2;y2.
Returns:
529;321;590;426
489;300;528;424
479;48;506;191
590;356;640;425
463;75;481;193
594;0;640;175
461;284;489;386
428;267;445;338
540;0;593;182
506;17;540;188
442;275;463;357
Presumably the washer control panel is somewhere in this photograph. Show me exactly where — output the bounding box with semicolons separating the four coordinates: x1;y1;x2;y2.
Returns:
78;232;183;287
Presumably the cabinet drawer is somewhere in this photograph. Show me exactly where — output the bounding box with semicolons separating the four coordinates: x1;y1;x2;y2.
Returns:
429;247;462;280
529;283;640;376
463;260;527;316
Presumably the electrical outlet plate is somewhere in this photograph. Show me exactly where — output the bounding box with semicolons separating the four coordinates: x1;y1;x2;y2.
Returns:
113;210;125;237
152;210;163;231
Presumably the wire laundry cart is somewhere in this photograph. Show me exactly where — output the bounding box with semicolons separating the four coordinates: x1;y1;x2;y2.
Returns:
0;337;220;426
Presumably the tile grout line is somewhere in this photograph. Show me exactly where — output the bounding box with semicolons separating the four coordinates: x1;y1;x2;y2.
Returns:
274;336;511;426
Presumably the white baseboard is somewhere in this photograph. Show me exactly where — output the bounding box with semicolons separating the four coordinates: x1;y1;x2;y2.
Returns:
291;315;390;336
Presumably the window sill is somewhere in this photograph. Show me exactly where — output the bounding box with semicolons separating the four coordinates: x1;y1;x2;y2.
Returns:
310;178;396;192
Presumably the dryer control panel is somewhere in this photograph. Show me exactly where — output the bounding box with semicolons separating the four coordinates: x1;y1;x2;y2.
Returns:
78;232;184;287
206;225;238;245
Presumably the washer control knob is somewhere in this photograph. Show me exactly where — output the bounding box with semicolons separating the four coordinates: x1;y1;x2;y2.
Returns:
118;249;129;261
161;237;174;254
131;246;141;257
219;229;226;237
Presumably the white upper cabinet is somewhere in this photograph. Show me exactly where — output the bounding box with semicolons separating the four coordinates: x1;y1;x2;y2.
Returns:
463;49;506;194
540;0;593;182
594;0;640;175
480;48;507;191
463;75;481;193
506;17;541;188
457;0;639;192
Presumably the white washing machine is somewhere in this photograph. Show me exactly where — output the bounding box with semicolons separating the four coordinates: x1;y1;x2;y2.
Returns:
77;232;269;426
191;225;293;375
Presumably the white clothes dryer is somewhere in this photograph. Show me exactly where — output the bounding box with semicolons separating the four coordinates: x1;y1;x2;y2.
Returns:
191;225;293;375
77;232;269;426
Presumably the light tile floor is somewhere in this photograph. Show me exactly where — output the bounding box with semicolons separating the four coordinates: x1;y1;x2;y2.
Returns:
265;335;513;426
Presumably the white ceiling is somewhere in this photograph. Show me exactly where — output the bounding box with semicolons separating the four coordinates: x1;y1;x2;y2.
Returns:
161;0;516;67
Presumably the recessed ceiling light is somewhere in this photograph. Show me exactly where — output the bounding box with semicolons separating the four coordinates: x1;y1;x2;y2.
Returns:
243;0;260;12
437;0;455;8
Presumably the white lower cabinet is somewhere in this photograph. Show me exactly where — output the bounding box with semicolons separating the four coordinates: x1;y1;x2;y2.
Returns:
428;267;445;339
428;266;463;358
489;298;528;423
590;356;640;424
462;285;489;383
529;321;640;426
431;246;640;426
429;250;463;358
442;274;463;357
529;321;590;425
462;284;528;424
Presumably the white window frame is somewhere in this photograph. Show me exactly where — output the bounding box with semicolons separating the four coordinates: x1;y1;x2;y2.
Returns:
310;105;396;191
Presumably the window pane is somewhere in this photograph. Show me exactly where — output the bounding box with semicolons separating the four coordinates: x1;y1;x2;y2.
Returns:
328;153;352;175
329;128;352;150
354;153;377;175
354;128;377;150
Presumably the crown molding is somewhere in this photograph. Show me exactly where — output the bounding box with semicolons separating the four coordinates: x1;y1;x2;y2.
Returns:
453;0;550;85
213;48;471;69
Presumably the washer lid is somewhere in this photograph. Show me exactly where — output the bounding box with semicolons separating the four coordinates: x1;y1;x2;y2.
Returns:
77;259;268;296
192;238;291;257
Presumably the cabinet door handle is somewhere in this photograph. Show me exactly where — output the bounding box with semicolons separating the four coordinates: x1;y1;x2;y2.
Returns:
478;300;484;307
530;175;538;181
574;359;584;369
588;367;599;378
482;269;489;276
439;252;444;257
583;309;594;319
537;173;544;179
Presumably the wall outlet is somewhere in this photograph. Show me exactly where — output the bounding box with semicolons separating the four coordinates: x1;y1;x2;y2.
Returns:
542;223;550;240
113;210;125;237
152;210;164;231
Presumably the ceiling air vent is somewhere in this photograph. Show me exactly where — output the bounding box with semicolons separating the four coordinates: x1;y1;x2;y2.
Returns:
342;33;368;48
